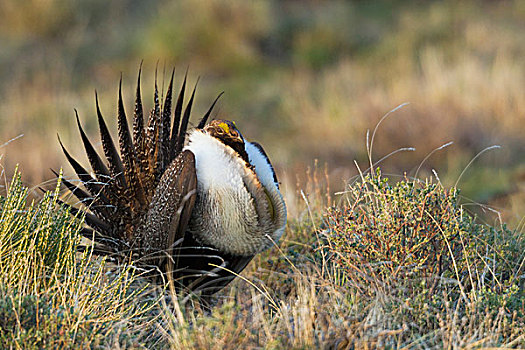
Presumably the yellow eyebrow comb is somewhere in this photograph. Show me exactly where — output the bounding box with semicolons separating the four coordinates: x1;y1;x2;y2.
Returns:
218;122;230;133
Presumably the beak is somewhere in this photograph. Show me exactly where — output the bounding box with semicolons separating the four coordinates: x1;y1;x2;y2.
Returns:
234;134;244;144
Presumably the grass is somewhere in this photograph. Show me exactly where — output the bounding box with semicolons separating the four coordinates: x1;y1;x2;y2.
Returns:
0;165;522;348
0;170;160;348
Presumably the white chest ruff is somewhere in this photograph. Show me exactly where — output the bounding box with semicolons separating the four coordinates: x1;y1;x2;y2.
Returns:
184;130;286;256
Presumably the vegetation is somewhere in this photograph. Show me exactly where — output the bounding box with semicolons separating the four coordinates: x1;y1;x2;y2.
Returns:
323;170;524;347
0;167;522;348
0;171;158;348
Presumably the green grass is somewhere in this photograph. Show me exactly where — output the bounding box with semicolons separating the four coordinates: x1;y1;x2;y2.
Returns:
0;167;522;348
0;170;159;348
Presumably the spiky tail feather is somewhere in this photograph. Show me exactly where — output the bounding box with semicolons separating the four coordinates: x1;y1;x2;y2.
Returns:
57;67;257;296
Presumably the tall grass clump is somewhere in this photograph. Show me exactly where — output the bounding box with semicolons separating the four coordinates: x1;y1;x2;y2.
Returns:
323;169;525;347
0;169;159;349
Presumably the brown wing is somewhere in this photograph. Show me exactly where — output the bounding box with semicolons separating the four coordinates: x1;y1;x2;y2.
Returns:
134;150;197;269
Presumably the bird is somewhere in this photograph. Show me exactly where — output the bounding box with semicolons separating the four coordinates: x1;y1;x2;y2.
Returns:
56;67;287;297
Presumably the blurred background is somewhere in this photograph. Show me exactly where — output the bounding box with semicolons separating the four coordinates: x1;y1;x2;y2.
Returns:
0;0;523;226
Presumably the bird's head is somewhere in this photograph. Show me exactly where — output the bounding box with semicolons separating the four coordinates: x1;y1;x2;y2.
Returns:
204;120;249;162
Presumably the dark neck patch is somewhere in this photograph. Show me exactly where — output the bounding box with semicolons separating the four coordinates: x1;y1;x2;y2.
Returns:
204;120;251;166
221;138;250;164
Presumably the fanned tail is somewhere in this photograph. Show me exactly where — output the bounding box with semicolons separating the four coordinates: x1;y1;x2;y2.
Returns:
56;66;254;297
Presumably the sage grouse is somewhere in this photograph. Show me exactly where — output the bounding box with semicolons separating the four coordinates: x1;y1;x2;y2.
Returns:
57;69;287;296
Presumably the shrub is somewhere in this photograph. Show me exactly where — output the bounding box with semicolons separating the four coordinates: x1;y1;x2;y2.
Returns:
322;168;525;345
325;169;522;293
326;170;460;293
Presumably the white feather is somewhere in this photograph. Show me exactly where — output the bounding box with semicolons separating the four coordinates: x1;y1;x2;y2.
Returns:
245;142;278;190
184;130;246;191
184;129;286;255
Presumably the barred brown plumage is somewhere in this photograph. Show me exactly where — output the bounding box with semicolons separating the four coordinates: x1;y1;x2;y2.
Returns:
57;67;286;297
